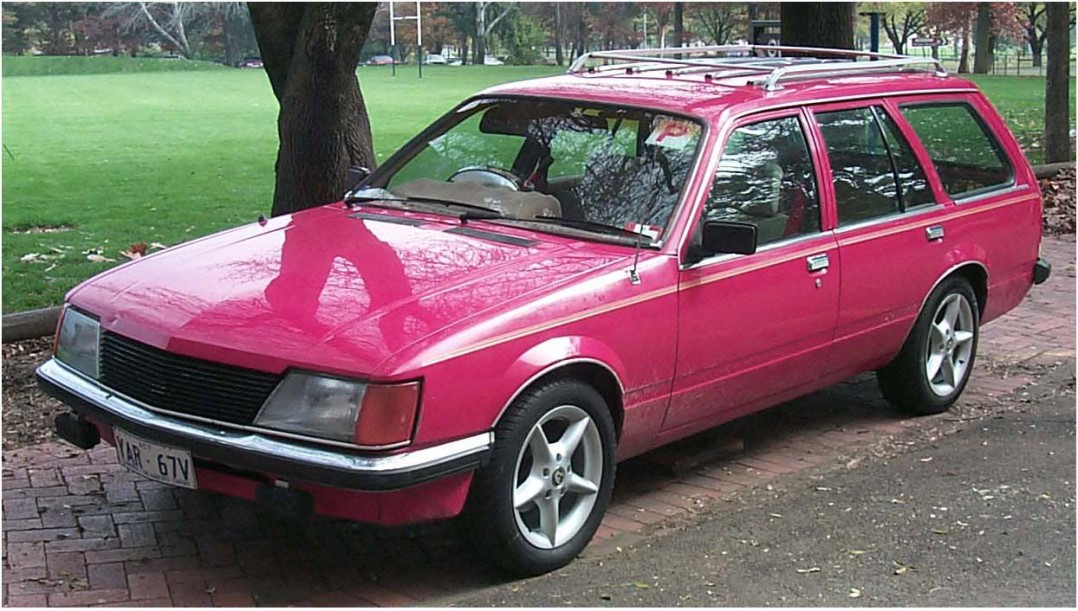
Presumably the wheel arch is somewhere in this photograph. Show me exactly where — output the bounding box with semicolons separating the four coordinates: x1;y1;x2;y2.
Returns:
922;261;989;319
492;342;626;441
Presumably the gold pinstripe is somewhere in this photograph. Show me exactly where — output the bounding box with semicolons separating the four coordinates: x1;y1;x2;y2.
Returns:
420;193;1037;367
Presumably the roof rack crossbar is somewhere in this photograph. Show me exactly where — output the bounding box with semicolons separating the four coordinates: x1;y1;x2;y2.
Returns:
567;45;947;90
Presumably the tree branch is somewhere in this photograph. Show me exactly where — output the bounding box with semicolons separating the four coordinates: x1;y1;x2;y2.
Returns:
137;2;188;57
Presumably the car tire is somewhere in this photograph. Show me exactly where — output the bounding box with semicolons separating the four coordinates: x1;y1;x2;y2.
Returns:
465;378;616;576
877;277;980;415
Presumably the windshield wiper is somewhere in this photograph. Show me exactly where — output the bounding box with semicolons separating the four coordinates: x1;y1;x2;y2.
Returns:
520;216;650;241
346;193;503;221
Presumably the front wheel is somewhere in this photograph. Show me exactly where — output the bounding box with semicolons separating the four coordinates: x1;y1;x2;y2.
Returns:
877;277;980;415
465;379;616;576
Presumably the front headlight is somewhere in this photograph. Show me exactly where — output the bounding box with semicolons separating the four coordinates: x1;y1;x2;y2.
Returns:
255;373;367;442
55;306;100;379
254;372;421;447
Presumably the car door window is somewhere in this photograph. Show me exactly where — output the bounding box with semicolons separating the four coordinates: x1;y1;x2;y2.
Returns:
703;116;820;247
900;103;1013;198
816;107;901;224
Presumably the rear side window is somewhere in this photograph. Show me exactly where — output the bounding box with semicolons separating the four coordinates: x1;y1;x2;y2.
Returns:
900;103;1013;198
816;107;901;224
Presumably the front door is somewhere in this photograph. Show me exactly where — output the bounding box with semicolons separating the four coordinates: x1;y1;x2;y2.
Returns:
664;111;840;435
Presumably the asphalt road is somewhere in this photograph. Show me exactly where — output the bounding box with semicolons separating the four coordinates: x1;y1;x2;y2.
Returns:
455;366;1076;607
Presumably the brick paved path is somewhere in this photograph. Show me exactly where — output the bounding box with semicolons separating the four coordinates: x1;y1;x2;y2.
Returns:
3;236;1073;607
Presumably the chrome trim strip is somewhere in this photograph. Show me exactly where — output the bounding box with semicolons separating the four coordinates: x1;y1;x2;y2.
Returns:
38;359;493;477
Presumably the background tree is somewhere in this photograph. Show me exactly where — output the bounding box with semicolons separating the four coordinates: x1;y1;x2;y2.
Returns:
1044;1;1071;163
474;1;512;64
1021;3;1049;68
248;3;378;216
971;3;1019;74
779;3;856;49
877;3;927;54
927;2;976;72
686;2;745;46
672;2;684;48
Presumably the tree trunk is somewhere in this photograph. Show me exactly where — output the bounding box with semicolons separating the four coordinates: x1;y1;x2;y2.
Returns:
972;2;991;74
672;2;684;48
779;3;855;50
1044;2;1071;163
958;26;971;73
249;3;378;217
1030;34;1044;68
474;2;486;65
554;4;564;66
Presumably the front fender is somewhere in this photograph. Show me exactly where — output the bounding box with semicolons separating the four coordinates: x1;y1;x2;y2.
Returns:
489;335;629;428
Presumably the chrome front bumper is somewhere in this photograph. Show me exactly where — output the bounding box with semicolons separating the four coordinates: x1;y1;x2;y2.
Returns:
36;358;492;490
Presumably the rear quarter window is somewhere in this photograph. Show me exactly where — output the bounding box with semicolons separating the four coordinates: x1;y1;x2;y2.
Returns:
900;103;1014;199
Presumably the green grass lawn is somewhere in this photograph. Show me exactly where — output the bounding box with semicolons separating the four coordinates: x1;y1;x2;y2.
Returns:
1;60;1071;312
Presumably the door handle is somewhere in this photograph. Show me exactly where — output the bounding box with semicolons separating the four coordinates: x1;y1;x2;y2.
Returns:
926;225;945;241
806;253;830;272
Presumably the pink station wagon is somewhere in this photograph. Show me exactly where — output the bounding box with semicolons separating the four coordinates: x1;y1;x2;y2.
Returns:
39;46;1051;575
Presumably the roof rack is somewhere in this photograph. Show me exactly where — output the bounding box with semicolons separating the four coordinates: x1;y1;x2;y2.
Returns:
567;45;947;91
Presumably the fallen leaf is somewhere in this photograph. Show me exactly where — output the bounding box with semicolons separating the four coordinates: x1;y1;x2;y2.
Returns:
632;582;650;590
848;549;871;556
932;528;950;535
849;588;862;598
149;242;168;250
919;457;933;463
20;253;42;263
86;253;115;263
796;567;821;574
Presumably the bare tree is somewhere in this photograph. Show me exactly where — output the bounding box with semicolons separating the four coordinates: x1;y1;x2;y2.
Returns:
1044;2;1071;163
474;1;512;64
248;3;378;216
687;2;745;46
881;4;927;54
125;2;196;58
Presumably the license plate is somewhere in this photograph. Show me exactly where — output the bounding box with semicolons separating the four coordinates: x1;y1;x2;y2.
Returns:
114;428;197;489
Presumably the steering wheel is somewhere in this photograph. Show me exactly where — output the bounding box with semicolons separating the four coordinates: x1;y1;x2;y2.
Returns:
448;166;522;191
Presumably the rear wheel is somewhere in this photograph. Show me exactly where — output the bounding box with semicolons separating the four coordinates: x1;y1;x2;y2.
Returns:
465;379;616;576
878;277;979;415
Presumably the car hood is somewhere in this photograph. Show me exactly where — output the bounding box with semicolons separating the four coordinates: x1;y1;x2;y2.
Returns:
69;205;627;377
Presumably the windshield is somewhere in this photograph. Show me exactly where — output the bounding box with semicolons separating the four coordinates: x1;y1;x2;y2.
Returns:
369;98;704;242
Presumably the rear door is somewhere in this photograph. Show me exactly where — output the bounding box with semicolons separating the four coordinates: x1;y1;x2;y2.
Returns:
664;109;840;434
808;100;953;375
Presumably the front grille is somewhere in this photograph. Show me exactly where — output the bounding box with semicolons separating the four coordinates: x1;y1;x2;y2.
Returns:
99;332;282;425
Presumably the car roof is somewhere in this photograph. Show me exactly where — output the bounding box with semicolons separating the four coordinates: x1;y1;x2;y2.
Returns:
482;69;979;122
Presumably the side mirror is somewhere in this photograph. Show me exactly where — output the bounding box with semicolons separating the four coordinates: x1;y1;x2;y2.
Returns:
345;166;371;194
701;220;758;256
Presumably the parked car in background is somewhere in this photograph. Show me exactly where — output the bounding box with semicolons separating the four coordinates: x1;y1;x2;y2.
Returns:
425;53;448;65
366;55;395;65
41;45;1050;578
236;57;263;69
483;56;505;65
